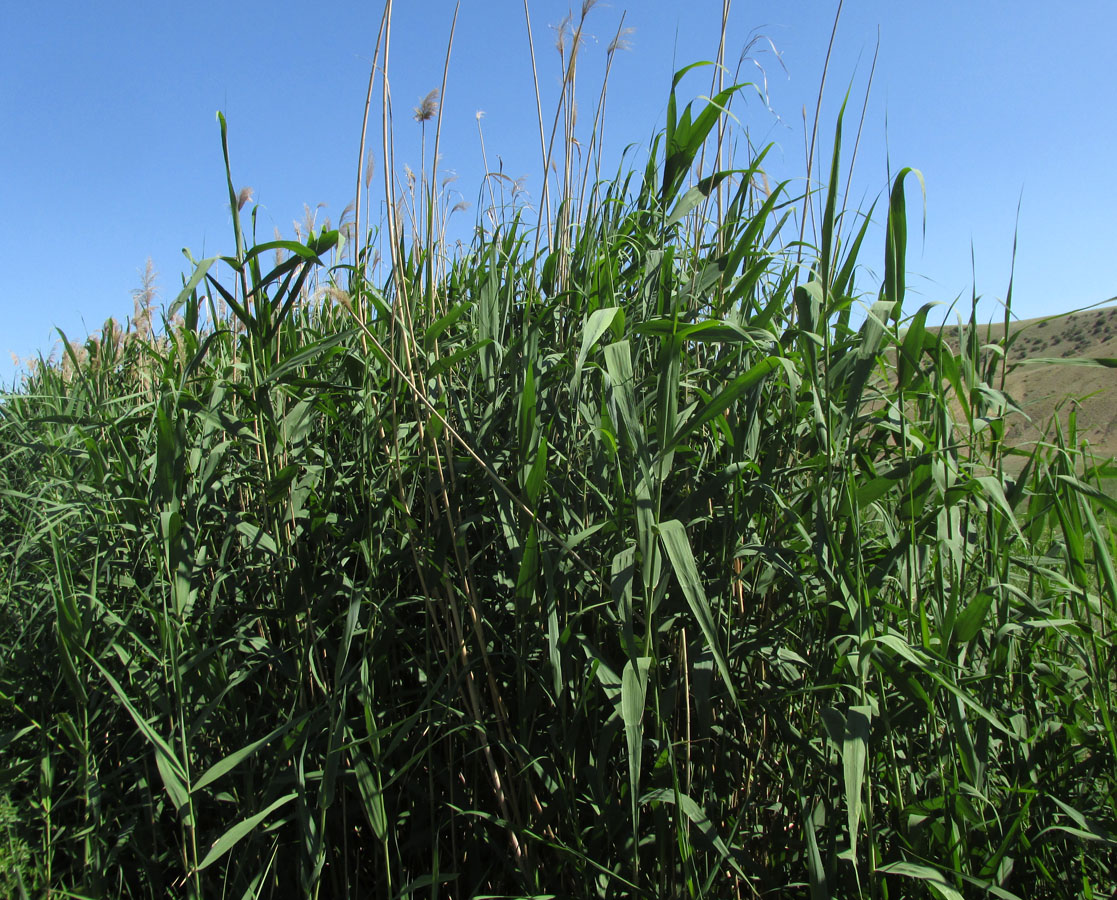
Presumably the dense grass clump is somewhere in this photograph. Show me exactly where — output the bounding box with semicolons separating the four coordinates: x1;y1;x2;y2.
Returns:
2;7;1117;898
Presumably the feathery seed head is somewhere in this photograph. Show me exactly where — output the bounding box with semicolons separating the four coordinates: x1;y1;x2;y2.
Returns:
130;258;157;340
236;186;254;211
363;150;376;189
413;89;439;123
608;26;635;55
552;13;572;54
324;285;353;313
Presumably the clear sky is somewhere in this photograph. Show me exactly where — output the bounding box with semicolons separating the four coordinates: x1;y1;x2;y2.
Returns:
3;1;1115;387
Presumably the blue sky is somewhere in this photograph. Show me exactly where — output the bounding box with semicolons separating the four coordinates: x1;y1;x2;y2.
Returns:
3;1;1115;386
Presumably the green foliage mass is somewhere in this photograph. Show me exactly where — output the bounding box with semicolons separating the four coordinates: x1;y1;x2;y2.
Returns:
1;41;1116;900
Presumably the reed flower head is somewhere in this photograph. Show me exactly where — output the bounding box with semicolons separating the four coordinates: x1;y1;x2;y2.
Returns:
131;258;157;340
364;150;375;190
322;284;353;313
413;89;439;123
608;26;635;55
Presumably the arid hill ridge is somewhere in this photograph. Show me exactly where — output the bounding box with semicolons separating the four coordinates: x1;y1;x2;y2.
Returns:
925;301;1117;464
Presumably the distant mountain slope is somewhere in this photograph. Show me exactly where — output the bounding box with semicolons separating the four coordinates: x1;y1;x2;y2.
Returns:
928;302;1117;464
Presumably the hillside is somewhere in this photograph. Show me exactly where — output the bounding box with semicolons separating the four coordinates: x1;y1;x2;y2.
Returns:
929;302;1117;463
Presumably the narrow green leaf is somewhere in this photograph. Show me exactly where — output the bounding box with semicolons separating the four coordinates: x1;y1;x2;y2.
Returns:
193;715;307;795
804;803;829;900
1055;473;1117;517
658;519;737;704
156;750;190;814
514;524;540;606
518;363;537;464
662;356;786;457
1043;795;1117;844
235;520;278;556
87;655;187;785
1016;356;1117;368
870;634;1010;735
422;299;470;349
603;340;644;455
524;433;548;506
196;792;297;871
427;339;493;379
351;751;388;841
897;302;937;390
169;256;219;319
877;861;964;900
641;787;746;877
973;475;1024;541
242;235;337;268
621;657;650;831
819;96;847;292
574;307;624;386
951;591;994;645
666;171;735;228
882;167;924;318
842;705;871;862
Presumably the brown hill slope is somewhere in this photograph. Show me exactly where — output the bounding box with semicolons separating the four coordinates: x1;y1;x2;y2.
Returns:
927;301;1117;462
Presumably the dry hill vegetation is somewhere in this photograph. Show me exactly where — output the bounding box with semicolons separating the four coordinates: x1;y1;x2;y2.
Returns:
1;4;1116;899
929;305;1117;464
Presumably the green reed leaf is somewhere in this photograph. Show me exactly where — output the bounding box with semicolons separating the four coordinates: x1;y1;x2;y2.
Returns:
877;861;964;900
196;792;298;872
658;519;736;705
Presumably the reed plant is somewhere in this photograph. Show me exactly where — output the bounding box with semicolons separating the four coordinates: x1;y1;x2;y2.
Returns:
1;3;1115;897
